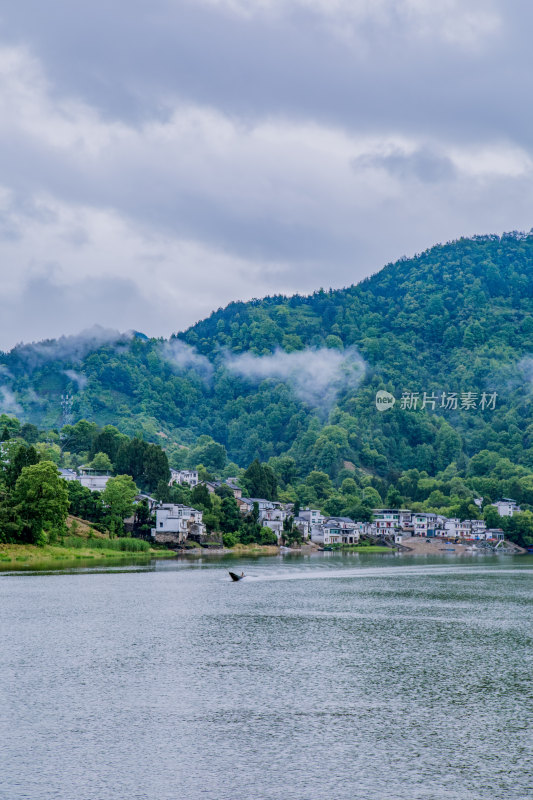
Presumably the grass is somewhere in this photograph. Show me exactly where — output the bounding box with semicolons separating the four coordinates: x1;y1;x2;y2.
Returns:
0;527;176;568
62;535;151;552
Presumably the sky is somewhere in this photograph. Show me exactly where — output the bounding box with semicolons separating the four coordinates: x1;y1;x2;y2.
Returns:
1;0;532;350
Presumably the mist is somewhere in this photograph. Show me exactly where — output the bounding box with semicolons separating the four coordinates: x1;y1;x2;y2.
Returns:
10;326;133;371
63;370;88;392
225;346;367;410
160;339;213;380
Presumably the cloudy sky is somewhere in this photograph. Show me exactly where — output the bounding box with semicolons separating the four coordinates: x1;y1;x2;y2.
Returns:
0;0;532;350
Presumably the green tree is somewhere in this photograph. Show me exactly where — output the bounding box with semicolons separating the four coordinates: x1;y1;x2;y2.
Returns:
5;444;40;489
220;495;242;533
90;451;113;471
14;461;69;544
242;459;278;500
101;474;139;536
305;471;333;500
191;484;212;510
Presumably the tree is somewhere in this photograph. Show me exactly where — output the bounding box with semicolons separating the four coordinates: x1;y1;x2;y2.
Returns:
14;461;69;544
67;481;105;524
61;419;99;454
90;451;113;471
305;471;333;500
114;437;147;482
191;484;212;510
242;459;277;500
20;423;39;444
220;496;242;533
0;488;22;543
1;426;10;441
101;474;139;536
360;486;382;507
89;425;126;463
5;444;40;489
385;486;403;507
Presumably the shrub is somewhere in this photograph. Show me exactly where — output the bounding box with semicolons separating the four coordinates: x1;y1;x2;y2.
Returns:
223;532;238;548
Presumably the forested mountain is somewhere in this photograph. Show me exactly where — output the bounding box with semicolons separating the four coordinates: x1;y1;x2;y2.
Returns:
1;233;532;505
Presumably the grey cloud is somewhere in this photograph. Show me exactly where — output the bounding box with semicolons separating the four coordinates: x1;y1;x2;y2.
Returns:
225;346;367;411
0;2;533;345
355;148;457;184
1;272;149;354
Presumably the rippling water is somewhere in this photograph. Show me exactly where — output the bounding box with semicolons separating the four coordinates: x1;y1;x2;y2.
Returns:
1;552;532;800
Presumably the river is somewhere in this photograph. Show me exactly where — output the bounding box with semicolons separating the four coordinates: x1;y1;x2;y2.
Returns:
1;552;532;800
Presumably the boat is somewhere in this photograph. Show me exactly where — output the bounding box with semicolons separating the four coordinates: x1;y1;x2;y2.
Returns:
279;546;291;552
229;571;245;581
318;546;333;551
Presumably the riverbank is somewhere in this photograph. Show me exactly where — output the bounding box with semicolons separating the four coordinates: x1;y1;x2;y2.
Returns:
398;536;525;555
0;541;176;568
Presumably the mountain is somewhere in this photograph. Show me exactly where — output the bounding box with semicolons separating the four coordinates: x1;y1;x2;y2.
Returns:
1;233;532;486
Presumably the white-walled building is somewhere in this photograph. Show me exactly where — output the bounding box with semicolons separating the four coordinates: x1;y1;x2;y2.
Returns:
77;468;111;492
444;518;471;539
299;508;325;526
59;468;78;482
373;509;399;531
169;469;198;487
491;499;521;517
151;504;205;543
412;513;438;537
310;517;359;546
260;507;287;540
238;497;276;515
293;516;310;540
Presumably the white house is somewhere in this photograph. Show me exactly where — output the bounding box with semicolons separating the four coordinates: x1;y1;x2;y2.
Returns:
310;517;359;545
151;504;205;543
77;467;111;492
260;507;287;540
372;508;401;532
238;497;276;515
59;468;78;482
299;508;325;526
293;516;310;540
169;469;198;487
444;518;472;539
470;519;487;539
491;499;521;517
412;513;438;537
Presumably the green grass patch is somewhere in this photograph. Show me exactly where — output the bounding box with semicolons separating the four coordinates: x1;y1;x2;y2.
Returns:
62;535;150;553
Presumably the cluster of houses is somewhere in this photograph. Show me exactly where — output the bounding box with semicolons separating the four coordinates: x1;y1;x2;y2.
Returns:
150;470;519;547
55;466;517;548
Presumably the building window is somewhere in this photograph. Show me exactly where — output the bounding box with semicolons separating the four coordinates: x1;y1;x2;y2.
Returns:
159;522;163;527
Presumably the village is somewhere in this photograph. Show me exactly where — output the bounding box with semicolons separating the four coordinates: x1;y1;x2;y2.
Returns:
135;469;516;551
56;465;521;551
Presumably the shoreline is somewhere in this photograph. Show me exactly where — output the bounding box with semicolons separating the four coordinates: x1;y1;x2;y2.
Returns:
0;542;176;569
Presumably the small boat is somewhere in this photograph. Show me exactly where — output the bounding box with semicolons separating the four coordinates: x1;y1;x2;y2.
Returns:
229;571;245;581
318;546;333;551
279;546;291;552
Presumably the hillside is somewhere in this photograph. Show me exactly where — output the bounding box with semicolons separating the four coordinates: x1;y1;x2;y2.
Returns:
1;233;532;487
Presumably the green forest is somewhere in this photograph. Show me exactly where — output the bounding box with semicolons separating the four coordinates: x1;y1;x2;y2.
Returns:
0;233;532;545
